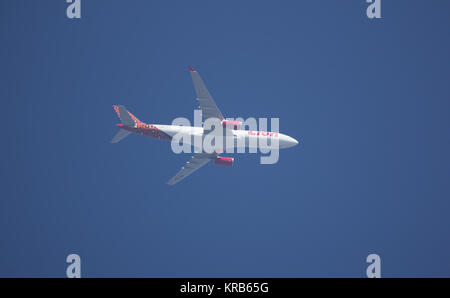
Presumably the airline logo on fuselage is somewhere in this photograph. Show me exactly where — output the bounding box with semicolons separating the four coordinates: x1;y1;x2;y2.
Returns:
248;131;279;137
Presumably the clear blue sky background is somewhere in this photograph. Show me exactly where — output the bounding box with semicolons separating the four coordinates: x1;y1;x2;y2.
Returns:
1;1;449;277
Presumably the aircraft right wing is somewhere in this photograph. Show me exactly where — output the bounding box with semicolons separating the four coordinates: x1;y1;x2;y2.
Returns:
189;66;224;124
167;153;217;185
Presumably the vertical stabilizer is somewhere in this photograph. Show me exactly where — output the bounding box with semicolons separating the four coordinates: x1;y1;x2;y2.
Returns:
111;105;142;143
113;105;143;127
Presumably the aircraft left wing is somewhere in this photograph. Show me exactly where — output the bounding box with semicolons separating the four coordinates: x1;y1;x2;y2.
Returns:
167;153;216;185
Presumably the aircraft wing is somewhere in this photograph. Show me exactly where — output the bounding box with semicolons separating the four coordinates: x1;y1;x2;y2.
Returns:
189;66;224;123
167;153;217;185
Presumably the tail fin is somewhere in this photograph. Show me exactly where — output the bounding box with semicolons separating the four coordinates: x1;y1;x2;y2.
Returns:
113;105;143;127
111;105;143;143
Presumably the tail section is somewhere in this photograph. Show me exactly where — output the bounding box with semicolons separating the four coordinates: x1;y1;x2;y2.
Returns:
111;105;143;143
110;105;170;143
113;105;143;127
110;129;132;143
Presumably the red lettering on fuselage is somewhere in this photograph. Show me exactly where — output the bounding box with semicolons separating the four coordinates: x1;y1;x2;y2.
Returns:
248;131;278;137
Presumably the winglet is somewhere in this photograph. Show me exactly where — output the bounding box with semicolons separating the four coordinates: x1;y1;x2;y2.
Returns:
188;66;196;72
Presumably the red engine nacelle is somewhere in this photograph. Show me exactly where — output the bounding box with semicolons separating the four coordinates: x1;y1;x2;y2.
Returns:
221;120;242;130
214;156;234;167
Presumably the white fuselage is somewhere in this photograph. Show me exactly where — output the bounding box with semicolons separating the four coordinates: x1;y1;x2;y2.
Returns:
155;124;299;151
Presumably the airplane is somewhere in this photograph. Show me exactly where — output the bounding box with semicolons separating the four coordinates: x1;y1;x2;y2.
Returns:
111;66;299;185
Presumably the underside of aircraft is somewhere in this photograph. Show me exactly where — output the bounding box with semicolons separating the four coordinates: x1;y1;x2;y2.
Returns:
111;67;298;185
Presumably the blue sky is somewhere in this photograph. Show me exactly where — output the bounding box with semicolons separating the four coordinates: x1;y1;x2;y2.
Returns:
1;0;450;277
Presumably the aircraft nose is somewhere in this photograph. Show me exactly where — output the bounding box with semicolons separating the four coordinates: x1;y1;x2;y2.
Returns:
282;136;298;148
289;136;299;147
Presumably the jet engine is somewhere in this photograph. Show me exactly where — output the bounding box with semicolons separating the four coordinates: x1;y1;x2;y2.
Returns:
213;156;234;166
221;120;242;130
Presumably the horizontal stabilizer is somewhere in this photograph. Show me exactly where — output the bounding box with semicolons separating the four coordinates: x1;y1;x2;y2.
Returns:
110;129;132;143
